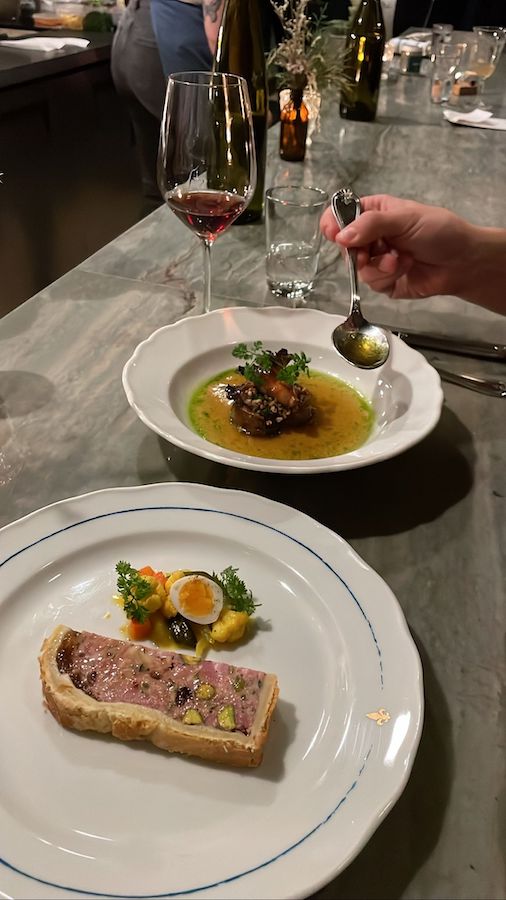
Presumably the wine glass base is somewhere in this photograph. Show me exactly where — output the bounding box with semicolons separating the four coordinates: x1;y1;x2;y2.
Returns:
0;420;27;487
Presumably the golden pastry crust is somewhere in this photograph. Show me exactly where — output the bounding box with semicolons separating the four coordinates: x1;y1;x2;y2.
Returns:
39;625;279;768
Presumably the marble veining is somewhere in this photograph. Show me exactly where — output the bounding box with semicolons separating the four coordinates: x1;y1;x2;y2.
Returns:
0;55;505;900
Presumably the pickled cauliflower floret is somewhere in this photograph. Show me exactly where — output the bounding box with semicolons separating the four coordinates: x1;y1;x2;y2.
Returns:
136;575;166;613
163;570;186;618
210;609;249;643
133;575;166;614
115;561;259;658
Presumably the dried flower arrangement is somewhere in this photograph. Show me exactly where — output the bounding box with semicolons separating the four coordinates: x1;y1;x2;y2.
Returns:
267;0;348;95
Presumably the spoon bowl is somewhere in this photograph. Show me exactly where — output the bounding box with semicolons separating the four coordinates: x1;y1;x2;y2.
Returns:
330;189;390;369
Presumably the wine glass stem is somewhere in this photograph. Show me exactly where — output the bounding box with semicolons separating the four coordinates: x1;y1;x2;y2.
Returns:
474;77;489;109
202;239;213;314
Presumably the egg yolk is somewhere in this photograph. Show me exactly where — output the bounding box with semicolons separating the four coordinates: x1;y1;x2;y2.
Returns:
178;579;216;618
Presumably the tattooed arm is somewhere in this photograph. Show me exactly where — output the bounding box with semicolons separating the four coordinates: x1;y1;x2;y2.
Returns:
202;0;225;54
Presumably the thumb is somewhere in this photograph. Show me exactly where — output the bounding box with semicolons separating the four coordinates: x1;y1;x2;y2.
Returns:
336;209;412;248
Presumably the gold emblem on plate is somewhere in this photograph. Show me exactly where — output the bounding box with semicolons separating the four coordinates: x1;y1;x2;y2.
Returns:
366;708;391;726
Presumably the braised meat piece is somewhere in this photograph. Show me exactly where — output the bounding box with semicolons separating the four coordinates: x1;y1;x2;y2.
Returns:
228;348;314;436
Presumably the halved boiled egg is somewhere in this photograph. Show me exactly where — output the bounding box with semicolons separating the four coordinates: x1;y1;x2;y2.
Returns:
169;574;223;625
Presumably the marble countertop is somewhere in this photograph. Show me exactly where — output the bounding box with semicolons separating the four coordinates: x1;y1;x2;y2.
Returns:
1;59;505;900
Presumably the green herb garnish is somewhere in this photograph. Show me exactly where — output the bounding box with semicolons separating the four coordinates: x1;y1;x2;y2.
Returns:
232;341;310;386
213;566;259;616
232;341;273;385
189;566;259;616
115;560;151;623
232;341;273;369
276;352;311;384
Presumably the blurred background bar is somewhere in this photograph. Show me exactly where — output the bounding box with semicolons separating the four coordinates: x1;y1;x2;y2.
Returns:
0;0;143;318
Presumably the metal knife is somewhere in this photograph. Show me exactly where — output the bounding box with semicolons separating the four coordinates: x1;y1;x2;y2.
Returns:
378;325;506;361
435;367;506;398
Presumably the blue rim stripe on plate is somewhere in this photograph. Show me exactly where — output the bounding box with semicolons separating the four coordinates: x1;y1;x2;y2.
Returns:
0;505;383;898
0;506;383;683
0;750;373;899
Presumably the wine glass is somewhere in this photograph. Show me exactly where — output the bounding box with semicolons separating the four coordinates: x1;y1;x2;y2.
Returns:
158;71;257;314
0;409;26;488
473;24;506;55
458;32;505;108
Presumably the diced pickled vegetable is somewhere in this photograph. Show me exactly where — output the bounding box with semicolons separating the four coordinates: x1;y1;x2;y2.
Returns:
167;614;196;648
211;609;249;643
128;619;152;641
196;682;216;700
183;709;203;725
218;704;236;731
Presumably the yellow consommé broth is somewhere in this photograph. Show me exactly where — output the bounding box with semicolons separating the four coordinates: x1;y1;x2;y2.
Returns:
188;369;374;460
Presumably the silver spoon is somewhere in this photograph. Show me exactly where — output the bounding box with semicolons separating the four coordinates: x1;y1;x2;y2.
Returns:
331;188;390;369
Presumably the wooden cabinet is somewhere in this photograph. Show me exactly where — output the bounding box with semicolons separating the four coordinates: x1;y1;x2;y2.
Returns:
0;38;143;316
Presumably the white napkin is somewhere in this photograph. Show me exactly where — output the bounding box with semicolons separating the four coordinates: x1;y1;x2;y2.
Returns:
443;108;506;130
389;35;432;55
0;37;90;52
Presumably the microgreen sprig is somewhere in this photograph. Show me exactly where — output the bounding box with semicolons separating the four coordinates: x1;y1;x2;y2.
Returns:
116;560;151;623
188;566;259;616
277;352;311;384
232;341;273;385
232;341;310;386
212;566;259;617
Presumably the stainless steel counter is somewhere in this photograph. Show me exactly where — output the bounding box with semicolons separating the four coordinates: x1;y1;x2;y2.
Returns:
0;56;505;900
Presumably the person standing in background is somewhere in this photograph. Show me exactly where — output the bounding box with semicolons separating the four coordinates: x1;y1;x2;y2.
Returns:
111;0;223;216
111;0;287;215
204;0;286;56
150;0;216;77
111;0;167;215
380;0;396;39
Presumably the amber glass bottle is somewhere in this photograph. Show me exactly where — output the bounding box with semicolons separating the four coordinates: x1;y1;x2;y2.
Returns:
279;87;309;162
340;0;385;122
213;0;268;222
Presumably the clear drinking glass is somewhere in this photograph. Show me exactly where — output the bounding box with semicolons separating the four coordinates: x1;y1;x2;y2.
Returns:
430;43;464;103
459;33;505;108
158;72;257;314
0;415;26;487
431;22;453;60
473;24;506;55
265;185;328;304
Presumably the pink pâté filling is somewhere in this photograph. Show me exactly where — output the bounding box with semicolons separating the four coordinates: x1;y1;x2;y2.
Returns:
56;630;264;734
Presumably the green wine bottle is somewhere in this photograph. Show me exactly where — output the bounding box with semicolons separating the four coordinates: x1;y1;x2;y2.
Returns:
213;0;268;223
340;0;385;122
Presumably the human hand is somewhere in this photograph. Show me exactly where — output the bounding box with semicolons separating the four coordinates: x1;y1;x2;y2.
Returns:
320;194;477;300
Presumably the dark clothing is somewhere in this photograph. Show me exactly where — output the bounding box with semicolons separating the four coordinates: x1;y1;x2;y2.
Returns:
309;0;350;21
393;0;506;35
260;0;285;49
111;0;166;213
150;0;212;77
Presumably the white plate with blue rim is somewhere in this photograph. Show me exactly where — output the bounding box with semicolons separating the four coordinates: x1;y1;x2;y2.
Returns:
122;306;443;475
0;481;423;899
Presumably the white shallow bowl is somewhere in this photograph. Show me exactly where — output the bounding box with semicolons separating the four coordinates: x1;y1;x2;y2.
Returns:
0;482;423;900
122;307;443;474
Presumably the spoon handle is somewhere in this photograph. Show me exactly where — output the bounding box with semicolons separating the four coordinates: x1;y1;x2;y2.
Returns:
331;191;362;324
435;366;506;397
344;247;363;324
